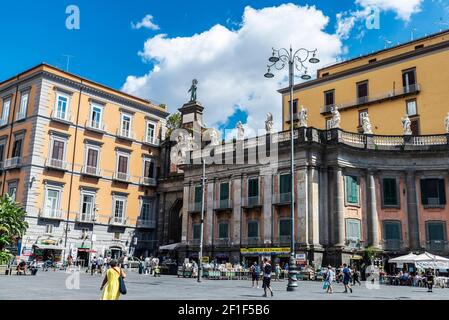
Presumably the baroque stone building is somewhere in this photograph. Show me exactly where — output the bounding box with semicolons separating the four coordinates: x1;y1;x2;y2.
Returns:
157;101;449;267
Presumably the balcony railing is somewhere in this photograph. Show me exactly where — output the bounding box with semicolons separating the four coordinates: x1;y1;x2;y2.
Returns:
113;172;130;182
273;193;292;205
187;239;201;246
76;212;96;223
274;236;292;245
345;238;363;249
116;128;135;140
243;237;262;246
3;157;21;169
45;158;69;171
320;84;421;114
85;120;106;133
426;240;448;253
143;136;160;146
81;165;102;177
136;219;156;229
242;196;262;208
39;208;64;220
139;177;157;187
0;118;7;127
109;216;127;226
188;202;203;213
382;239;402;251
51;110;72;123
16;111;26;121
214;198;233;210
214;238;231;246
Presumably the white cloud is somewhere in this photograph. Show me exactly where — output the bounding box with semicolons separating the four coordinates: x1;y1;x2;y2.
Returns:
356;0;423;21
131;14;160;30
123;4;343;135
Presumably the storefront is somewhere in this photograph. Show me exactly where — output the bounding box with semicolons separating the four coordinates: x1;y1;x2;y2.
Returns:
32;237;65;262
214;252;230;264
241;247;291;266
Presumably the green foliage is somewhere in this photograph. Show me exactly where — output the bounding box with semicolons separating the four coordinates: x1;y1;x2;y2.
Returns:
0;195;28;264
159;103;167;109
364;246;381;263
166;112;182;138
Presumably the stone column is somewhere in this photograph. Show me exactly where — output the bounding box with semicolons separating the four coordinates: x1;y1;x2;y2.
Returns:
206;179;214;245
406;170;420;250
181;183;190;243
367;171;380;247
319;167;329;246
308;166;320;246
297;167;308;245
232;176;242;245
334;167;345;247
263;172;273;243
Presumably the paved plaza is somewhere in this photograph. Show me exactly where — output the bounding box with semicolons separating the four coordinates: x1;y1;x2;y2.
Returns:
0;270;448;300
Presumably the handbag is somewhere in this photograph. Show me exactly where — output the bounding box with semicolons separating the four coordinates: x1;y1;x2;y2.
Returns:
113;267;127;295
323;280;329;290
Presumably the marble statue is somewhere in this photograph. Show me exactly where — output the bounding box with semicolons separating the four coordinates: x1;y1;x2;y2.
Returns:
188;79;198;102
445;112;449;134
361;114;373;134
330;106;341;129
265;113;273;133
208;129;220;146
402;114;412;135
236;121;244;140
298;106;308;127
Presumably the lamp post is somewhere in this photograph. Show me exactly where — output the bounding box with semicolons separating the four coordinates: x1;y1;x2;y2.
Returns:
264;46;319;291
198;159;207;282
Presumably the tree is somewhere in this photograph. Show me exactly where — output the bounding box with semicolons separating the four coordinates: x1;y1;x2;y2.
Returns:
364;246;381;264
0;195;28;264
165;112;182;139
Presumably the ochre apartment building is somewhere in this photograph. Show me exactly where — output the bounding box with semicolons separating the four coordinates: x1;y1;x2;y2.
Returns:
0;63;169;264
281;29;449;135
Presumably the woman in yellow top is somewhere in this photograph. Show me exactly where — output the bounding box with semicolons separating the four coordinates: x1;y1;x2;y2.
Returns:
100;259;126;300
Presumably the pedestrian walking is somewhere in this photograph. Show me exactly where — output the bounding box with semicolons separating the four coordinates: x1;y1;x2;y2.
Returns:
100;259;126;300
352;267;361;286
426;269;434;293
324;265;334;294
97;255;104;275
340;263;353;293
274;264;281;281
250;262;261;288
262;258;273;297
90;256;98;275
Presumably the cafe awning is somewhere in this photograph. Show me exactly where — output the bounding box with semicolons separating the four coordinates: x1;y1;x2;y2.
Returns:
33;244;65;251
159;243;181;251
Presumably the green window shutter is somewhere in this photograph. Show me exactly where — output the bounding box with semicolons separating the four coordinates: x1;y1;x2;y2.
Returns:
280;174;291;194
220;182;229;201
427;222;445;241
248;178;259;197
383;178;398;206
438;179;446;205
384;222;401;240
346;176;359;204
279;220;291;236
420;180;428;205
248;221;258;238
193;224;200;239
195;186;202;203
346;219;361;240
218;223;229;238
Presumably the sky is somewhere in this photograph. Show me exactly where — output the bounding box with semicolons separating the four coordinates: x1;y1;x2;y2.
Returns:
0;0;448;138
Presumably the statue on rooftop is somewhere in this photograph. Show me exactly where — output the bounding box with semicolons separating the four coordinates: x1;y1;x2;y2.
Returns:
298;106;308;127
188;79;198;102
362;114;373;134
330;106;341;129
236;121;245;141
401;114;412;135
265;113;274;133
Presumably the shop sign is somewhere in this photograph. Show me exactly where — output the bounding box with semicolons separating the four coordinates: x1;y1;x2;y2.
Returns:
295;253;306;261
240;247;290;255
202;256;209;263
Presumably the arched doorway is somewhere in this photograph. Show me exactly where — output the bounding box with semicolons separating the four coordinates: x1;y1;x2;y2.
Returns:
168;199;183;244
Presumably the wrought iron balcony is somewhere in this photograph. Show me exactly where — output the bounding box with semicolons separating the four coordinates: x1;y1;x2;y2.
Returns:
273;192;292;205
214;238;231;246
143;136;160;146
139;177;157;187
113;172;130;183
188;201;203;213
214;198;233;210
0;118;7;127
85;120;106;133
382;239;403;251
51;110;72;123
109;216;127;226
39;208;64;220
426;240;448;253
45;158;69;171
16;111;26;121
3;157;22;169
242;237;262;246
187;239;201;246
136;219;156;229
76;212;96;224
242;196;262;208
116;128;135;140
274;236;292;245
81;165;102;177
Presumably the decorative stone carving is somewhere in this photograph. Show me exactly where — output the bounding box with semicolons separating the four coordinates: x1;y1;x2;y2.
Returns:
402;114;412;135
362;114;373;134
330;106;341;129
188;79;198;102
298;106;308;127
445;112;449;134
170;133;188;165
265;113;273;133
205;128;220;146
236;121;244;140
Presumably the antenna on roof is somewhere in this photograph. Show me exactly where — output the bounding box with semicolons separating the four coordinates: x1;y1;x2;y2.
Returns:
62;54;75;72
411;28;418;41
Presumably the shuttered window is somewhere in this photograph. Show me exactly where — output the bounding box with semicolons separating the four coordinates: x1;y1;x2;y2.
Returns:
193;224;201;240
345;175;359;205
220;182;229;201
51;140;65;160
248;178;259;197
247;221;258;238
382;178;398;206
279;219;291;236
279;174;291;194
383;221;401;240
346;219;361;241
420;179;446;206
218;222;229;239
194;186;202;203
426;222;446;241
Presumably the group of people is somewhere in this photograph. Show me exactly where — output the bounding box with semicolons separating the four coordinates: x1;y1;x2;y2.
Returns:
388;269;435;292
323;263;361;294
138;256;161;276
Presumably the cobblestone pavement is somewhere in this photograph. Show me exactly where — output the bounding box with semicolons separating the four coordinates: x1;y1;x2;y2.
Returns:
0;269;447;300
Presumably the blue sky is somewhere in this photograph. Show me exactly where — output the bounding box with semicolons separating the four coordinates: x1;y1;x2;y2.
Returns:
0;0;447;134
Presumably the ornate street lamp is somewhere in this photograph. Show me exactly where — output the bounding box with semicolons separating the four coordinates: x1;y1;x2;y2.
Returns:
264;46;319;291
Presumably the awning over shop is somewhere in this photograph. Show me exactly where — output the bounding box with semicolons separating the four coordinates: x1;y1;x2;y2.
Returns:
350;255;363;260
33;244;65;250
78;249;97;253
388;252;418;264
159;243;181;251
